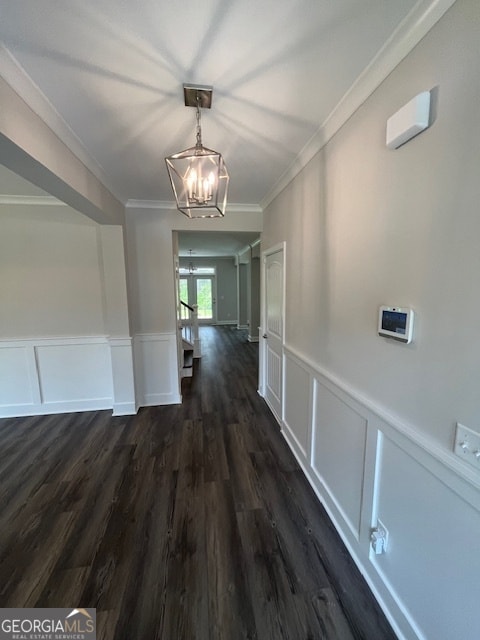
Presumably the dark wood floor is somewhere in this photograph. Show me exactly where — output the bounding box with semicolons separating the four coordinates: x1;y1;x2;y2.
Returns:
0;326;396;640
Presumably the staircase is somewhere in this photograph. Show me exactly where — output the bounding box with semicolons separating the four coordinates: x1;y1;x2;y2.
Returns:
180;300;201;378
181;338;194;378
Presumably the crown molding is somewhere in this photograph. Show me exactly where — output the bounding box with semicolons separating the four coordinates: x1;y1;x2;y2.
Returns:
125;200;174;210
260;0;458;210
238;236;262;257
0;194;66;206
125;199;262;213
0;44;125;204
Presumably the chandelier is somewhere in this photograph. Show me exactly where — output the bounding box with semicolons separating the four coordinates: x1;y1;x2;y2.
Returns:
165;84;229;218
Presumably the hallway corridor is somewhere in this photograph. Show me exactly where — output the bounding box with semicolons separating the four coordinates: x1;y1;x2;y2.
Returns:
0;326;396;639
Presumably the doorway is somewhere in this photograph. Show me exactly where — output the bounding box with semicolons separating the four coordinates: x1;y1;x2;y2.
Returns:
180;273;217;324
260;243;285;424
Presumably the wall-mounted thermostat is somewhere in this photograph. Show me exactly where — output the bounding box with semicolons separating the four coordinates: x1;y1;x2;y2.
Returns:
378;306;414;344
386;91;431;149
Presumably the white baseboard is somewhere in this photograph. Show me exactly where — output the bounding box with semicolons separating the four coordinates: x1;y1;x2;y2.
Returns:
112;401;137;416
0;398;113;418
142;392;181;406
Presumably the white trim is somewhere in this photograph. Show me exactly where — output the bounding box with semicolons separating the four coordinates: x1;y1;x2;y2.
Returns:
134;332;177;341
0;335;109;347
126;200;175;210
0;195;66;206
108;336;133;347
112;401;137;416
260;0;458;210
108;336;137;416
0;335;115;417
259;241;286;419
0;335;139;417
0;398;113;418
133;332;182;406
126;199;262;213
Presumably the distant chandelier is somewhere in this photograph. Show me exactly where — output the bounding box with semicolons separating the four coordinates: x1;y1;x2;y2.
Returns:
165;84;229;218
187;249;196;274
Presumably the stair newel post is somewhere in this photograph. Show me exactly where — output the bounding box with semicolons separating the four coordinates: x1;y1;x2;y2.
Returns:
192;304;202;358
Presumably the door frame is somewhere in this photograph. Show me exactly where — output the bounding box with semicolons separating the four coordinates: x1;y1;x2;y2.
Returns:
180;272;217;325
194;273;217;324
258;241;286;420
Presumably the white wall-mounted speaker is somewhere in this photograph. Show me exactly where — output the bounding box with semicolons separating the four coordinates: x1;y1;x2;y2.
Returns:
386;91;431;149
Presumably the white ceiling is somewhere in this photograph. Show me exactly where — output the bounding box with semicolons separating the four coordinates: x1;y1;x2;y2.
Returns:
0;0;421;209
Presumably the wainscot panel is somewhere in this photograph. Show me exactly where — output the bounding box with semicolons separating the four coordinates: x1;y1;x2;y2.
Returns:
133;333;181;407
372;434;480;640
283;352;312;460
281;344;480;640
0;337;113;417
0;344;38;407
109;337;137;415
312;381;367;540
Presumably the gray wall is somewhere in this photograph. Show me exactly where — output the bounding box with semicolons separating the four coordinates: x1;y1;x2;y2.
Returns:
263;0;479;450
0;204;106;337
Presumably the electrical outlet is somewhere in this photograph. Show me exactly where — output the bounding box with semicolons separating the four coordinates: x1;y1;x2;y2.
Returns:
371;518;389;555
454;423;480;470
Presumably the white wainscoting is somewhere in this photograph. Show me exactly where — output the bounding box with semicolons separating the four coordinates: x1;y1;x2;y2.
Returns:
0;337;113;416
109;337;137;416
278;345;480;640
133;333;181;407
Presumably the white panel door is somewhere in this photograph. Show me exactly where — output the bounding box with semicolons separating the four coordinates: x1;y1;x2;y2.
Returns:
264;248;284;422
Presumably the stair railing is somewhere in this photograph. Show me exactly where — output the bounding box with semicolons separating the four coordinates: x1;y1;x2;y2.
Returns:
180;300;201;357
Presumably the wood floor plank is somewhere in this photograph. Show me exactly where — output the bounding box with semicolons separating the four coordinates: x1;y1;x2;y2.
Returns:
204;480;257;640
224;422;263;512
0;478;71;603
79;454;156;611
42;444;137;573
36;566;91;608
236;508;330;640
281;467;397;639
203;412;230;483
160;495;209;640
310;588;357;640
110;459;178;640
5;510;77;607
177;418;204;498
250;450;332;593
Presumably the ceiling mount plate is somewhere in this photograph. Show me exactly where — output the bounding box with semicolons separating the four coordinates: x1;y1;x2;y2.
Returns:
183;84;213;109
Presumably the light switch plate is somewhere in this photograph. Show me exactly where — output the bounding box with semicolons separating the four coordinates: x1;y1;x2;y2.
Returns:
454;423;480;470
